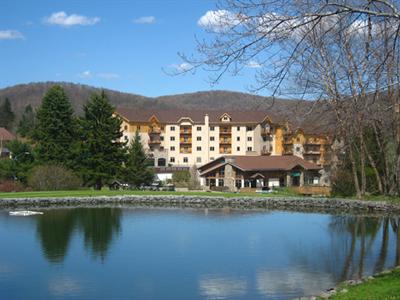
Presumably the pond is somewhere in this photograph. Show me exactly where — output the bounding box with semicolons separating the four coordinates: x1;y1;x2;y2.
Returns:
0;207;399;299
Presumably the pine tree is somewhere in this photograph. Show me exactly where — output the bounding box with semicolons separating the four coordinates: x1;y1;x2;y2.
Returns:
78;91;126;190
0;98;15;129
123;131;154;188
17;104;36;138
33;85;77;165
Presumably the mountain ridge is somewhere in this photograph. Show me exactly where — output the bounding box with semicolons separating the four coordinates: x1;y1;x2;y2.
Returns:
0;81;333;132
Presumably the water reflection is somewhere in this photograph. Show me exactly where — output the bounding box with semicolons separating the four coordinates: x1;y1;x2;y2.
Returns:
36;208;121;263
329;216;400;280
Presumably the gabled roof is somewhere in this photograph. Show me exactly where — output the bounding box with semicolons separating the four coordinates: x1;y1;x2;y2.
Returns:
115;108;283;124
199;155;321;175
0;128;15;141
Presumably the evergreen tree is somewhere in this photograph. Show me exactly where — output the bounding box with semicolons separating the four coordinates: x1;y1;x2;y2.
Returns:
33;85;77;166
78;91;125;190
17;104;36;138
123;131;154;188
0;98;15;129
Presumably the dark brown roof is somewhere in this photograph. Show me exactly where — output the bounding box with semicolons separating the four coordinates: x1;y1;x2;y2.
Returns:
115;108;284;124
199;155;321;174
0;127;15;141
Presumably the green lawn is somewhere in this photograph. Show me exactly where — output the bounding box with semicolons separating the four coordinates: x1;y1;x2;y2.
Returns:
0;189;298;199
328;268;400;300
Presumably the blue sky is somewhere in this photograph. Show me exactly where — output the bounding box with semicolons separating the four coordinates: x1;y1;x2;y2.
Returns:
0;0;263;97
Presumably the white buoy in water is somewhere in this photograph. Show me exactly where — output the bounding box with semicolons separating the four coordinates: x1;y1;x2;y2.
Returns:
9;211;44;216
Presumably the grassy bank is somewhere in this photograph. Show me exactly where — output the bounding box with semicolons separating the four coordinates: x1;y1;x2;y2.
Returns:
0;188;299;199
327;268;400;299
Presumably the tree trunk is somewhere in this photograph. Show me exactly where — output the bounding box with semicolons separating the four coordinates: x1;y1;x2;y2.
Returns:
349;144;362;199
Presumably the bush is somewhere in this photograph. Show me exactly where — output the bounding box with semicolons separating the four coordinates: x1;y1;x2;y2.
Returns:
172;170;191;187
0;180;25;192
28;164;81;191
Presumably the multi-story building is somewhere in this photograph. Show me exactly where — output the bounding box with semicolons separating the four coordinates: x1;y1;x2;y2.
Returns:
114;108;332;168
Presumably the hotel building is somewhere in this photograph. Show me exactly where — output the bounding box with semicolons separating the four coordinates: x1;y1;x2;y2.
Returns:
115;108;332;168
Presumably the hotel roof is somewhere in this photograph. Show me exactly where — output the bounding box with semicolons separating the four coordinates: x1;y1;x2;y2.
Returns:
199;155;321;175
115;108;283;124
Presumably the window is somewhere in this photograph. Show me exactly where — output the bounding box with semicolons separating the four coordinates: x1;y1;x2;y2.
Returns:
237;126;240;131
161;126;164;130
183;157;188;163
223;147;229;153
170;146;175;151
247;147;253;151
171;126;175;131
247;136;252;141
170;157;175;163
236;137;240;141
124;136;128;141
160;136;164;141
246;126;252;131
197;126;202;131
170;136;175;141
210;157;214;161
210;126;215;131
196;157;202;163
219;169;225;176
183;146;189;153
197;136;202;141
237;147;240;151
218;179;224;186
210;146;215;151
210;136;215;141
296;146;301;152
197;146;201;151
296;138;300;142
124;125;128;130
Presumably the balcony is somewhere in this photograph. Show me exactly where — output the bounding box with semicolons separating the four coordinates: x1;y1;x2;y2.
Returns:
219;127;232;134
305;139;321;145
219;138;232;144
179;138;192;144
180;127;192;134
180;147;192;154
148;127;161;135
261;149;271;156
148;139;161;145
261;128;271;136
219;148;232;154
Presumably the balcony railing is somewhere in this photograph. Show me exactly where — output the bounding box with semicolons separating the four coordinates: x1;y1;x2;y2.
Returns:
179;138;192;144
261;128;271;136
148;139;161;145
219;138;232;144
148;127;161;134
261;149;271;156
219;127;232;134
180;127;192;134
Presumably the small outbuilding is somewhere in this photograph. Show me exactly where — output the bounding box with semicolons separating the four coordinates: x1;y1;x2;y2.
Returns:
198;155;323;192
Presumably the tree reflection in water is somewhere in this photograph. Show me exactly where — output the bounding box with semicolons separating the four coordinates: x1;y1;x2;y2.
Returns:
329;215;400;281
36;208;122;263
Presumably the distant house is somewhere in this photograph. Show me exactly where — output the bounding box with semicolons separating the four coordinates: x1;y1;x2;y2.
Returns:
198;155;323;192
0;127;15;158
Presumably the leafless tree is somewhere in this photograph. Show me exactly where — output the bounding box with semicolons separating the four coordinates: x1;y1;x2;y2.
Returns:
180;0;400;197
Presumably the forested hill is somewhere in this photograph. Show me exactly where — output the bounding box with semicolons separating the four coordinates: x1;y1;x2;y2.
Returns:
0;82;333;130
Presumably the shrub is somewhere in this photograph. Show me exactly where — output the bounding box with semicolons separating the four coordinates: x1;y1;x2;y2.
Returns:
28;164;81;191
172;170;190;187
0;180;25;192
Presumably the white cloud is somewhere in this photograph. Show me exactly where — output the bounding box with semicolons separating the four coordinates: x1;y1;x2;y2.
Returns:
133;16;156;24
170;62;193;72
199;275;247;299
77;70;119;80
198;10;241;32
246;60;262;68
44;11;100;27
78;70;92;78
97;72;119;80
0;30;24;40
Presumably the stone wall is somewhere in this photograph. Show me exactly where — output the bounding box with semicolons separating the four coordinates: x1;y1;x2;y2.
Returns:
1;195;400;214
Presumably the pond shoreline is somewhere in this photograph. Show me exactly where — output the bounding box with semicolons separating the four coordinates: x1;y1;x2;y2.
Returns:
1;195;400;214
